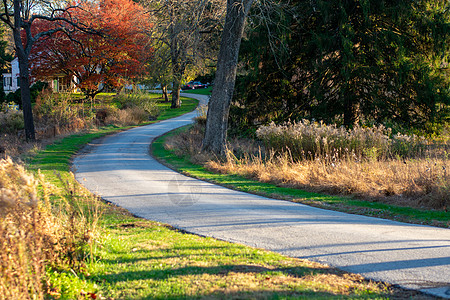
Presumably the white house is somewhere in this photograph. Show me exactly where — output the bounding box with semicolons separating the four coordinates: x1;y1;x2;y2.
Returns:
3;57;20;93
2;57;78;93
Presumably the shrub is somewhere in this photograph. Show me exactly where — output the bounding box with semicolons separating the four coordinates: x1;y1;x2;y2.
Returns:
165;122;449;211
390;133;428;158
113;91;160;119
5;89;21;107
105;107;149;126
33;90;92;137
164;122;211;164
0;158;45;298
193;104;208;126
30;81;49;103
95;106;119;125
0;109;24;134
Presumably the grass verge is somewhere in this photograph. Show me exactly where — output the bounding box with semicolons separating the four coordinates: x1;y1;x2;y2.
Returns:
152;126;449;228
182;86;213;95
19;98;430;298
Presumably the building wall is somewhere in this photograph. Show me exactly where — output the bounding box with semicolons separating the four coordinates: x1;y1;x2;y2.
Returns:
2;58;78;94
3;57;20;93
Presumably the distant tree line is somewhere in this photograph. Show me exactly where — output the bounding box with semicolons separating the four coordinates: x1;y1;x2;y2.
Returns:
230;0;450;135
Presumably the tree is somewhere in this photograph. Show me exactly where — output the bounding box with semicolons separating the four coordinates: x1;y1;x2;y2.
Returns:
30;0;152;100
202;0;254;154
231;0;450;133
142;42;172;102
145;0;225;108
0;0;96;141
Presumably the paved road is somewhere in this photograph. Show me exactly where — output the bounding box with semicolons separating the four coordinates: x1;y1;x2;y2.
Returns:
73;94;450;298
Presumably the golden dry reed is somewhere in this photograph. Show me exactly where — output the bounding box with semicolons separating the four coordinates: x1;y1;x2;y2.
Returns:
0;158;101;299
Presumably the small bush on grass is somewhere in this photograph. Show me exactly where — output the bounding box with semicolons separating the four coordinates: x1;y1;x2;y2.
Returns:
0;109;24;134
4;89;21;107
113;91;160;120
193;104;208;126
163;114;216;164
33;90;93;139
0;157;101;299
94;106;119;126
104;107;149;126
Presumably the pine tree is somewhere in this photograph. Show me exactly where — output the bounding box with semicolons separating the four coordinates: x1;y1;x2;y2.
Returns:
232;0;450;133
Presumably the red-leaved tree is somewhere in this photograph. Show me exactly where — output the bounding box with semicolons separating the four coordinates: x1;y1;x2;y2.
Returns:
30;0;153;99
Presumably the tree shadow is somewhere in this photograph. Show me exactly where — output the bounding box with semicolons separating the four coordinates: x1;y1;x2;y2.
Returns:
93;264;328;284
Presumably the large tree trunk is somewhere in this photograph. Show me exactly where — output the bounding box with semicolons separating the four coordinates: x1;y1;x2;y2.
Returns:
343;98;357;127
171;79;181;108
17;52;35;141
169;2;182;109
12;0;35;141
202;0;253;155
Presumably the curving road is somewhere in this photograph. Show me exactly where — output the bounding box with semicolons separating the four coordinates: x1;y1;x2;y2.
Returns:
73;93;450;298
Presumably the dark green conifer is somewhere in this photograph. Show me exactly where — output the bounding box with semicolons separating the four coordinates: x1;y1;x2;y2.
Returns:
232;0;449;134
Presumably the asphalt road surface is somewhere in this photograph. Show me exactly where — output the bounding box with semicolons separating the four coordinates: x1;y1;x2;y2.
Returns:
73;93;450;298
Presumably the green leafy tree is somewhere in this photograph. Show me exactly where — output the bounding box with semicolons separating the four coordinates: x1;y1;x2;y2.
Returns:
0;25;12;72
144;0;224;109
142;42;172;102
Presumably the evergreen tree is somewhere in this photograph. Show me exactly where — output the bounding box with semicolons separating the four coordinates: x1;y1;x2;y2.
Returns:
232;0;449;133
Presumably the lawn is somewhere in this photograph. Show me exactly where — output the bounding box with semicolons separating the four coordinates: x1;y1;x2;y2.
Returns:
182;86;213;96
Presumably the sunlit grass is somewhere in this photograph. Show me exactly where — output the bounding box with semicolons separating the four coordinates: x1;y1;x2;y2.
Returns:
84;220;396;299
182;86;213;95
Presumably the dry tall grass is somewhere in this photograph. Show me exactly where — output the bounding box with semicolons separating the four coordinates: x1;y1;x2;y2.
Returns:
256;121;432;160
113;90;160;118
207;152;449;209
0;110;24;135
0;157;101;299
33;90;94;140
165;121;449;211
104;107;152;126
0;90;156;298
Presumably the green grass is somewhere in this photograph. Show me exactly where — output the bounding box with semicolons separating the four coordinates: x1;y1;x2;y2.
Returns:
152;126;450;228
157;97;199;120
182;86;213;95
81;221;398;299
21;97;415;299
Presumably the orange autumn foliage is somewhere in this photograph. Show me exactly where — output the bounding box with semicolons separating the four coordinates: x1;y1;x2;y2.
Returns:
30;0;153;98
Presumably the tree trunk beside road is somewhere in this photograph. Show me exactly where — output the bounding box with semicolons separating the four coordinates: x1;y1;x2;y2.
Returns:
202;0;254;155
